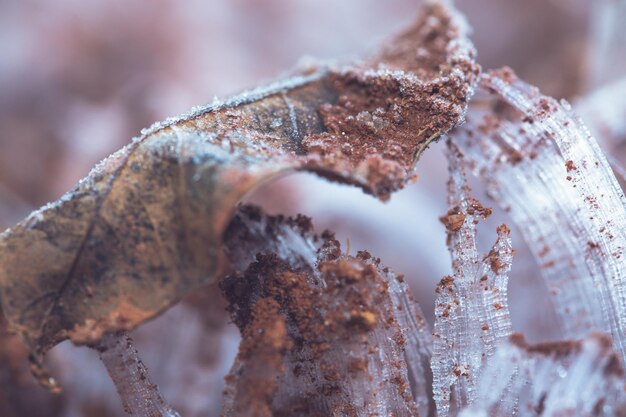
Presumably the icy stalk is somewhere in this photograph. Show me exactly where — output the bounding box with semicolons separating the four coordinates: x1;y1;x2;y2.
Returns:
459;333;626;416
96;331;181;417
220;205;433;417
430;142;514;416
455;70;626;357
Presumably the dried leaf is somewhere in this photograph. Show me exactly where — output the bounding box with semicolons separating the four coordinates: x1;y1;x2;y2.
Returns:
0;2;478;387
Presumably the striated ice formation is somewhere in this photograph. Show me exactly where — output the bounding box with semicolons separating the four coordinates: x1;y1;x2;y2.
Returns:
386;261;435;416
455;70;626;359
458;333;626;417
220;205;433;417
431;142;514;417
96;331;182;417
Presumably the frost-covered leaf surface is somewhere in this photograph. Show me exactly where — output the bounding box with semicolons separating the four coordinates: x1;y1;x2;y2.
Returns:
220;205;432;417
431;142;513;416
455;70;626;357
0;1;478;387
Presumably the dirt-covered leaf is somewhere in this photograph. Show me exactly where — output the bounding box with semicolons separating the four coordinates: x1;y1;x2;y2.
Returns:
0;1;478;384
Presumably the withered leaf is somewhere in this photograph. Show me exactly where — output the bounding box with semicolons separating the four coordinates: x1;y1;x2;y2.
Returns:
0;2;478;385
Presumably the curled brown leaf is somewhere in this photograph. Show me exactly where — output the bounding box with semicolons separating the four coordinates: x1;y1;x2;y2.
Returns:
0;1;478;388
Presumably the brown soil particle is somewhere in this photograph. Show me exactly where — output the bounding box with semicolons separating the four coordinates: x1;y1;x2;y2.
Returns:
485;225;512;274
225;297;292;417
440;210;466;232
467;198;493;218
347;309;377;332
565;159;577;172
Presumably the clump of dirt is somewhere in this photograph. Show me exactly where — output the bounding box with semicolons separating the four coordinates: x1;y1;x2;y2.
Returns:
220;205;431;416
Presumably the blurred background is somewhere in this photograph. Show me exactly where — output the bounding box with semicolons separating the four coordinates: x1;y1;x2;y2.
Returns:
1;0;625;416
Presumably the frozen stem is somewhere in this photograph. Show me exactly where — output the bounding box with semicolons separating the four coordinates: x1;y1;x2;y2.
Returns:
96;331;181;417
431;141;513;417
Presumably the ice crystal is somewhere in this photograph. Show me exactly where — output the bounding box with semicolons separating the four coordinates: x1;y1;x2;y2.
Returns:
455;71;626;359
459;333;626;417
431;142;513;416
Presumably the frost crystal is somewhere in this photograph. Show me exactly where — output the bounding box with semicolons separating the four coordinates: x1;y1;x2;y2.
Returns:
455;71;626;360
96;331;181;417
459;333;626;417
431;142;513;416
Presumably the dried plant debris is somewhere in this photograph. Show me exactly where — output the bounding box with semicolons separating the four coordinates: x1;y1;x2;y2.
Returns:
459;333;626;417
95;331;181;417
431;142;513;416
220;205;432;417
454;69;626;357
0;1;478;387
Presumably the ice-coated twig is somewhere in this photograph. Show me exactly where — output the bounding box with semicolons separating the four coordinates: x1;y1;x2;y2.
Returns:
96;331;181;417
455;70;626;358
431;141;513;417
458;333;626;417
